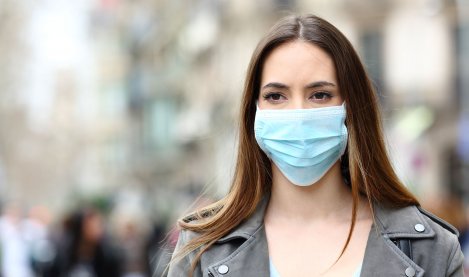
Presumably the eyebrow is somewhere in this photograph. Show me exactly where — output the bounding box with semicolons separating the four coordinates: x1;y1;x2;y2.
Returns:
305;81;336;89
261;82;288;90
261;81;336;90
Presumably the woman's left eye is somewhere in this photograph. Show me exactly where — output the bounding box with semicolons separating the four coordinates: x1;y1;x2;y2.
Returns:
310;92;332;101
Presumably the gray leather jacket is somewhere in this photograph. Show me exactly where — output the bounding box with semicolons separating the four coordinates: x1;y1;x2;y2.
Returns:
165;198;464;277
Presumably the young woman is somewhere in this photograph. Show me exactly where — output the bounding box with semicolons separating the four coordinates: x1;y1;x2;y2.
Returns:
165;14;464;277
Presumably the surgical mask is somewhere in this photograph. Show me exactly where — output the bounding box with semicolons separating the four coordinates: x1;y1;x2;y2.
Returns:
254;104;348;186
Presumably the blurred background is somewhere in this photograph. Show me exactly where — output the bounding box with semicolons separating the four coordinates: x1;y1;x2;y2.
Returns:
0;0;468;276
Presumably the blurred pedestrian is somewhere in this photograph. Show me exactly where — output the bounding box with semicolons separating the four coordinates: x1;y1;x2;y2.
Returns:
46;207;123;277
0;203;34;277
164;14;464;277
148;222;177;277
117;218;147;277
23;205;56;276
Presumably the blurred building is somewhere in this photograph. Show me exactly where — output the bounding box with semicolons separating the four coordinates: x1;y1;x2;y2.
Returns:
0;0;467;226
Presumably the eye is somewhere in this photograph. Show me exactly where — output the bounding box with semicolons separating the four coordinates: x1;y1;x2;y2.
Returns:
263;92;286;103
310;91;332;102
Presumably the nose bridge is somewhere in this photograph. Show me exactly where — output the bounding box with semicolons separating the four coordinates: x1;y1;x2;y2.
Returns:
290;90;307;109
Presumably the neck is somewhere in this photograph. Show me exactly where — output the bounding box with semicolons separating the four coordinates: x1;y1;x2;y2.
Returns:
266;162;354;223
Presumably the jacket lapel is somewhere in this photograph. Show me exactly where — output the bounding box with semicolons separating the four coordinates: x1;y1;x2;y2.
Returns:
361;204;435;277
207;197;270;276
207;225;269;276
205;199;435;277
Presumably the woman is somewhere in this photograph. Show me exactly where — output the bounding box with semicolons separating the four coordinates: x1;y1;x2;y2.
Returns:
166;14;464;277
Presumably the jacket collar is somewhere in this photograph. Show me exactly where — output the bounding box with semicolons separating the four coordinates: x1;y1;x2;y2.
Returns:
373;203;436;239
218;197;438;242
361;204;434;277
208;197;270;276
211;198;439;277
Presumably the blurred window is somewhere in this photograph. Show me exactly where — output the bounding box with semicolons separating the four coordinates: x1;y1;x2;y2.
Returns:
454;23;469;108
453;22;469;202
144;97;176;151
360;30;384;105
273;0;295;9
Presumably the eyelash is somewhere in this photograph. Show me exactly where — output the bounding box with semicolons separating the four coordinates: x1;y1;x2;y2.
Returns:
310;91;332;100
263;92;285;102
262;91;333;102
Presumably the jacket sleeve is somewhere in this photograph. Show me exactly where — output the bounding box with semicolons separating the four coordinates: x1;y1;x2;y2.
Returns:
447;234;464;277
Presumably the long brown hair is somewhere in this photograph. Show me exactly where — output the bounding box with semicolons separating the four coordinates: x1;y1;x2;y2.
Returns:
173;14;419;275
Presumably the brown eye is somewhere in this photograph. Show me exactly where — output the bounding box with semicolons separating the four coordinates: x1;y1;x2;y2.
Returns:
310;92;332;101
263;93;286;103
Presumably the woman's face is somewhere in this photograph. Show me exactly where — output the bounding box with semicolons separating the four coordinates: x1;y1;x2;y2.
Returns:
82;213;103;243
258;41;343;110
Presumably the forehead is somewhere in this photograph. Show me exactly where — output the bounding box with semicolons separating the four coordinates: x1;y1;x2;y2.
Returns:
261;41;336;85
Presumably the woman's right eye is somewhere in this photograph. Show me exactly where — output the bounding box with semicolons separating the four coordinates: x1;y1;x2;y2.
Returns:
263;93;285;102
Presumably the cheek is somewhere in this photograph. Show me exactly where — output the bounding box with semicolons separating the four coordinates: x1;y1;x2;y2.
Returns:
257;100;266;110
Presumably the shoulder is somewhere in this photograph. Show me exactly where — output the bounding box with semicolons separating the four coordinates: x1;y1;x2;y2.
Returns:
413;206;464;275
414;206;461;256
169;204;223;247
373;203;461;256
375;204;463;275
180;201;224;225
411;206;461;258
174;227;201;248
415;206;459;236
374;203;459;238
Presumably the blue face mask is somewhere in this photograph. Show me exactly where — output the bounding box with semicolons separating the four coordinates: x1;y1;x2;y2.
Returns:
254;104;348;186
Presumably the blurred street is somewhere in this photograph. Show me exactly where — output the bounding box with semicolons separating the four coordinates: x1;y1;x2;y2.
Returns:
0;0;468;276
